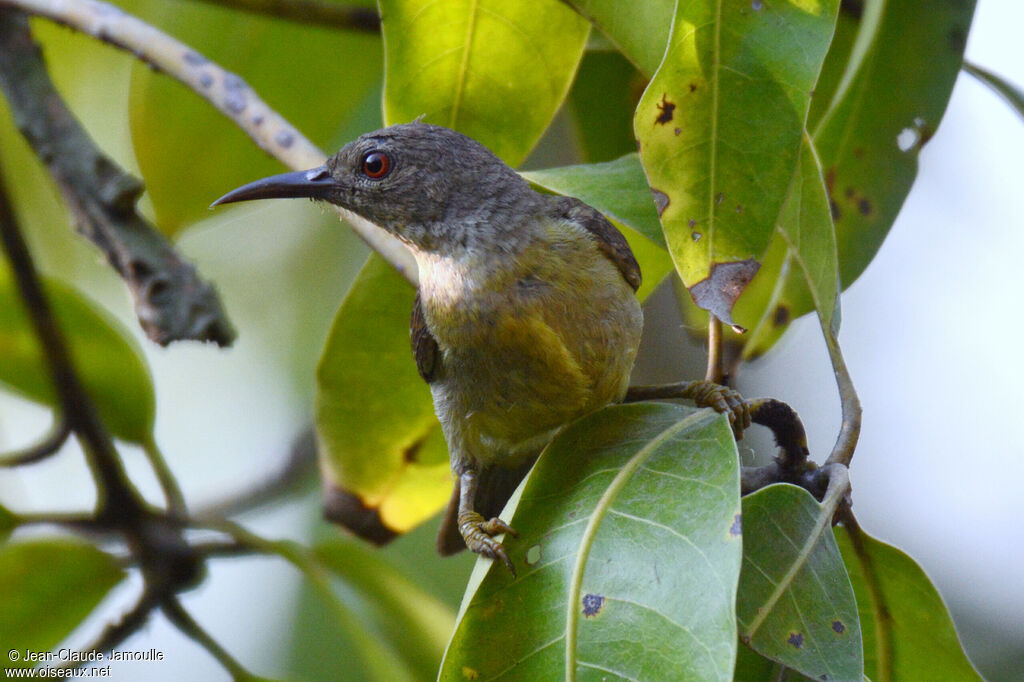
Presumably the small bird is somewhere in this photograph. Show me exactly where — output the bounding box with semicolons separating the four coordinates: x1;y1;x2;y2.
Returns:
214;123;743;573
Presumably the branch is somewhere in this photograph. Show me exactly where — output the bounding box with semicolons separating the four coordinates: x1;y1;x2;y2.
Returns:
0;0;417;285
161;596;264;681
181;0;379;32
822;323;861;467
0;10;235;346
0;415;69;466
58;588;162;671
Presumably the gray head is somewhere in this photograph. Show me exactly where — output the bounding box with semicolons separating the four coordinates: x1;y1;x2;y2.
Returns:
213;123;536;252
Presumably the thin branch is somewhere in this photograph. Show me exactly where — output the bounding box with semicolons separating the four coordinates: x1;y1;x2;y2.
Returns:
180;0;379;32
0;0;417;285
161;595;264;681
0;9;235;346
0;415;69;466
58;588;162;671
705;314;722;382
195;426;316;519
141;437;187;516
822;323;861;467
0;130;145;521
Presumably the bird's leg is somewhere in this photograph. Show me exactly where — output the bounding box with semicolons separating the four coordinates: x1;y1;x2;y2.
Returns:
457;469;519;576
624;380;751;438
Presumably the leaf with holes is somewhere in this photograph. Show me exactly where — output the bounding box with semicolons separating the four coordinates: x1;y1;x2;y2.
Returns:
379;0;589;167
737;484;862;681
440;402;742;681
0;269;155;444
814;0;976;289
836;528;981;681
316;255;451;542
0;540;124;669
634;0;838;328
522;154;673;301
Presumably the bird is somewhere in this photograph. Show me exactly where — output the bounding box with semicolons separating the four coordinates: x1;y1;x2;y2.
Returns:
213;122;745;574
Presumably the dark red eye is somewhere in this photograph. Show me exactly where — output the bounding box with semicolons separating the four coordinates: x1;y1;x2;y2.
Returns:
361;151;392;179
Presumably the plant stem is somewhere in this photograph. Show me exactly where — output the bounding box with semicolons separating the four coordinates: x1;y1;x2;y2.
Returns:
0;416;69;466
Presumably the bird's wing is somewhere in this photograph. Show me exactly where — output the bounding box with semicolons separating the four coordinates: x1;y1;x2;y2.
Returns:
410;292;442;383
555;195;642;292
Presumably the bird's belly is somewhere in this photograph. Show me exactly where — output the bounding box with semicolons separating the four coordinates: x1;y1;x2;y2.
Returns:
430;295;641;468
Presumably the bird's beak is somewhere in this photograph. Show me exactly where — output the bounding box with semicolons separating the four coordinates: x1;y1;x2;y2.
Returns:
210;165;335;207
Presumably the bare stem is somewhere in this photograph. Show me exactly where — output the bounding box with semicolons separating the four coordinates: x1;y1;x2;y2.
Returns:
0;416;69;466
57;588;161;671
141;437;187;516
706;315;723;382
161;596;264;681
821;321;861;467
0;0;416;284
181;0;379;32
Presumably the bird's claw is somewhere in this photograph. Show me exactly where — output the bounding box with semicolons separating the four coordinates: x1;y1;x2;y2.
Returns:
458;510;518;576
690;381;751;439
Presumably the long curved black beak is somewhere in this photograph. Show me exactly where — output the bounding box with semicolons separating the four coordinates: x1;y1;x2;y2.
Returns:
210;165;335;207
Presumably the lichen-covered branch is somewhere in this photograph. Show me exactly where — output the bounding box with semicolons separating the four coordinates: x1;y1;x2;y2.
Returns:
0;9;235;346
0;0;417;285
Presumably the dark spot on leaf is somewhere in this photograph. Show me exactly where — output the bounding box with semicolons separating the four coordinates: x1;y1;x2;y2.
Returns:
829;199;841;221
655;94;676;125
752;0;763;10
691;231;702;242
715;192;724;206
652;188;669;216
824;166;836;193
854;147;864;159
689;82;698;92
582;593;604;617
948;25;966;54
183;50;208;66
688;218;697;228
403;438;424;463
735;204;742;214
840;0;864;19
730;514;742;536
918;124;935;147
462;667;479;680
688;259;759;330
844;187;856;198
773;305;790;327
857;198;872;216
199;73;213;88
832;620;846;634
275;130;295;149
788;632;804;649
674;127;681;136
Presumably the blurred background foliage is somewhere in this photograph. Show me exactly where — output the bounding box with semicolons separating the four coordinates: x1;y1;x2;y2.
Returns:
0;0;1021;679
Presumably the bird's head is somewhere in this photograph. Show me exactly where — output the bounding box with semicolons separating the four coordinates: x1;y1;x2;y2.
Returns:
212;123;533;252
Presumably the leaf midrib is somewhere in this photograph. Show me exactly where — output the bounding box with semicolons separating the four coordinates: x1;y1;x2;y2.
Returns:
449;0;480;129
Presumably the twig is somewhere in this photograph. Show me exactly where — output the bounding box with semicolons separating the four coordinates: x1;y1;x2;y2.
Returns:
141;437;187;515
0;9;235;346
705;315;722;382
0;0;417;285
0;415;69;466
822;323;861;467
161;595;264;681
180;0;379;32
57;588;162;671
195;426;316;519
0;129;145;520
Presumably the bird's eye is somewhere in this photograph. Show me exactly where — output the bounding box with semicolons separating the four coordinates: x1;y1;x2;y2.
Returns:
361;151;392;179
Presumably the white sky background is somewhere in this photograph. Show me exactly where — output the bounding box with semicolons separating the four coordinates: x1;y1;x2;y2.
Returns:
0;0;1021;679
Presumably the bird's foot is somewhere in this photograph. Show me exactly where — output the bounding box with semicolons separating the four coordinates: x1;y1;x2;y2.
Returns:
458;509;518;576
687;380;751;438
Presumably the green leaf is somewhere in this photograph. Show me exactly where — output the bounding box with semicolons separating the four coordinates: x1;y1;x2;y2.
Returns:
130;0;382;233
566;0;674;78
313;539;456;679
0;504;15;543
635;0;838;327
522;154;674;301
440;403;742;681
0;270;155;444
315;255;451;535
836;527;982;681
738;135;839;358
737;484;862;681
813;0;976;289
0;540;124;669
379;0;589;166
566;51;644;163
963;61;1024;123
